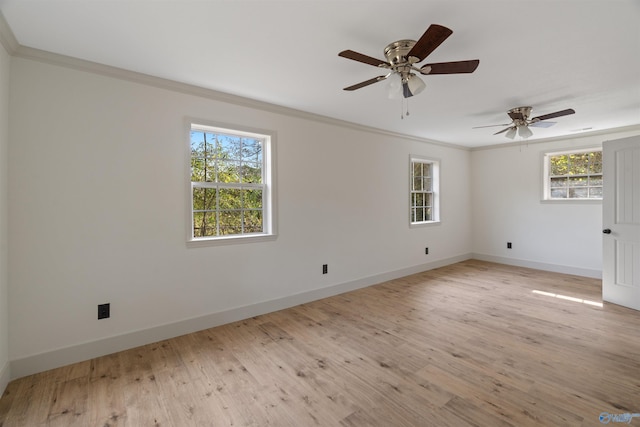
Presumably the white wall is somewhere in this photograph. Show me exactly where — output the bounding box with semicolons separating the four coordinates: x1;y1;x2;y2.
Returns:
0;30;10;393
471;129;640;278
11;45;637;382
8;57;472;377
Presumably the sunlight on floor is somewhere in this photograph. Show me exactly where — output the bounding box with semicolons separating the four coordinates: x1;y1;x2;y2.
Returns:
532;290;603;307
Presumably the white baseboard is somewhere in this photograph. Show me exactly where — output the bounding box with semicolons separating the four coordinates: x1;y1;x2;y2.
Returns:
0;359;9;396
472;253;602;279
10;253;472;380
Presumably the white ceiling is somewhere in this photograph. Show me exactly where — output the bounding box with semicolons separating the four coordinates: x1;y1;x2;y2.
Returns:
1;0;639;148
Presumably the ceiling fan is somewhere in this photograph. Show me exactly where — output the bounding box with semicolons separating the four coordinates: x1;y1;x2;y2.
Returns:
338;24;479;98
475;106;576;139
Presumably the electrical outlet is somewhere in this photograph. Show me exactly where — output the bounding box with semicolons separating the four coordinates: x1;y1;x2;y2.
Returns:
507;242;512;249
98;303;110;319
425;247;429;255
322;264;328;274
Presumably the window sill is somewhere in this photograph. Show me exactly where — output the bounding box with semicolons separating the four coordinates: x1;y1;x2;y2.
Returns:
410;220;441;229
540;199;602;205
187;233;277;248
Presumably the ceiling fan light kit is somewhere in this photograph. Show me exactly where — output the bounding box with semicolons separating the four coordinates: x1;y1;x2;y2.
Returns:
505;127;517;139
403;73;426;98
517;125;534;139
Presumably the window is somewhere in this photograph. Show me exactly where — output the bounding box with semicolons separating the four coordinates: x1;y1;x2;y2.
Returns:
189;123;275;243
543;148;602;200
410;157;440;225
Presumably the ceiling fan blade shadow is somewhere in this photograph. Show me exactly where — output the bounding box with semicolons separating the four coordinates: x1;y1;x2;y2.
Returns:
343;75;388;91
531;108;575;122
339;50;388;67
420;60;479;75
407;24;453;62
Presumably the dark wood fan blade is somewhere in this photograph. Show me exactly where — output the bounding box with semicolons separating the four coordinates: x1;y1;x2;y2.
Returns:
420;59;479;75
343;75;388;91
531;108;575;122
407;24;453;62
494;126;514;135
339;50;388;67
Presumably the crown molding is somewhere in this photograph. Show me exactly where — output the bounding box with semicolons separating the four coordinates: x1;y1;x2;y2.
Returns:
8;41;640;154
12;44;469;151
2;12;638;153
469;124;640;152
0;11;18;54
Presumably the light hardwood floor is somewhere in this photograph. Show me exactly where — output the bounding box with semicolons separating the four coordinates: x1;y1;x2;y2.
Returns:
1;260;639;426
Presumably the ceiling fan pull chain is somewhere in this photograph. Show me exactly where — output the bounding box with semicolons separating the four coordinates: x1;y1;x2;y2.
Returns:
400;98;411;119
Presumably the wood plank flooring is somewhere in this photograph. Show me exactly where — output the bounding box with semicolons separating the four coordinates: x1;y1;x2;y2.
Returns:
1;260;640;426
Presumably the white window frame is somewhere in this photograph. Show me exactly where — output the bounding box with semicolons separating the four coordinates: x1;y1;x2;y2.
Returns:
542;147;602;203
187;120;277;246
410;156;440;227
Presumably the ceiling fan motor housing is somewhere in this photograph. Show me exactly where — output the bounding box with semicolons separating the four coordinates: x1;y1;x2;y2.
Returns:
384;39;421;84
384;40;418;65
508;106;533;126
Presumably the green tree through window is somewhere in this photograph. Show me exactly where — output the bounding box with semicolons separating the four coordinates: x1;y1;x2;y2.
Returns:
190;126;267;238
546;149;602;199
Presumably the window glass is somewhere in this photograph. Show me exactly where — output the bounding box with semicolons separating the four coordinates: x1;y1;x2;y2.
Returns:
190;124;274;242
544;149;602;200
410;157;439;224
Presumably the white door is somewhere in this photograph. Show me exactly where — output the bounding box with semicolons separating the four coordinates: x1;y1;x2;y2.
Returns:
602;135;640;310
